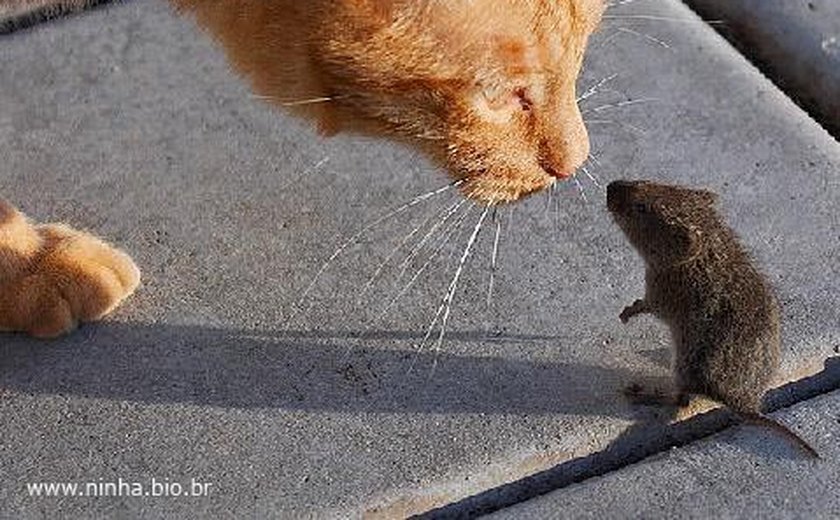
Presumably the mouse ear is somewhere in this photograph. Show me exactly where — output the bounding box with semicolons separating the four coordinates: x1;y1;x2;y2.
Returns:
666;220;703;260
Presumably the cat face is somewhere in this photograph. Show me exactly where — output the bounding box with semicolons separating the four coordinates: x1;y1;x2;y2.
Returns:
176;0;605;203
316;0;605;204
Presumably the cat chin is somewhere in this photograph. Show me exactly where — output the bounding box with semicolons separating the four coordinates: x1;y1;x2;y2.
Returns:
457;169;554;205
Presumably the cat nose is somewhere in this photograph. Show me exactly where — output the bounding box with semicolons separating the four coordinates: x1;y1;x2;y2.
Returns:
539;109;590;178
538;157;563;178
538;134;590;178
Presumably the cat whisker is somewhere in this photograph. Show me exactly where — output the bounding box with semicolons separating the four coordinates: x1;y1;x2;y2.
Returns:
357;194;456;304
606;0;644;8
395;197;468;282
486;206;501;309
573;176;589;204
615;26;672;50
403;204;474;374
602;14;724;26
552;180;561;229
280;156;330;192
507;202;516;236
581;165;604;191
251;94;348;107
428;204;491;376
583;97;659;115
377;200;470;322
577;74;619;103
297;180;461;308
545;181;554;215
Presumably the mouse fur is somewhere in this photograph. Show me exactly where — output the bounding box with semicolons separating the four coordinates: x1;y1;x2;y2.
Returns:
607;179;818;458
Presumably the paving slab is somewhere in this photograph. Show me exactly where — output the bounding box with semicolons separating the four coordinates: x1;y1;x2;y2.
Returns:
683;0;840;136
1;0;839;518
0;0;103;34
490;388;840;519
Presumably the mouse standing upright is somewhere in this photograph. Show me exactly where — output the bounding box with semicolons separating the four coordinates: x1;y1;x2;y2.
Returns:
607;180;818;458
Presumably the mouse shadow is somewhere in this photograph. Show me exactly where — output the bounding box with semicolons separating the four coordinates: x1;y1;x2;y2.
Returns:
0;321;641;419
420;356;840;518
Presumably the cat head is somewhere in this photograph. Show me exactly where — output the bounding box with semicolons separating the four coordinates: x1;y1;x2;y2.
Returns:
175;0;605;204
314;0;606;204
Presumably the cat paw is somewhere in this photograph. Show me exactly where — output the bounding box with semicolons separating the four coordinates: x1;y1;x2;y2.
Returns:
0;221;140;338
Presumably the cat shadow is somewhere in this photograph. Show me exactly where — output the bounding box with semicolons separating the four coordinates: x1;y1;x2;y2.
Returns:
0;321;641;419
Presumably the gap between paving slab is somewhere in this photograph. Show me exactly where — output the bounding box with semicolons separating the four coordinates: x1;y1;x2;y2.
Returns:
417;358;840;518
488;387;840;519
0;0;113;34
680;0;840;139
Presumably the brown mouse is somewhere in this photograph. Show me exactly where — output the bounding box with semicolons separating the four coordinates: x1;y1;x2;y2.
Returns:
607;179;818;458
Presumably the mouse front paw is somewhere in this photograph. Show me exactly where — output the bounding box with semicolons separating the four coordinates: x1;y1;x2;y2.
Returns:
0;224;140;338
619;298;649;323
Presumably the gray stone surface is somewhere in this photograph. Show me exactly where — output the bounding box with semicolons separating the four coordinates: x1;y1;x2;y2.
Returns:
683;0;840;135
0;0;838;517
0;0;104;34
490;389;840;520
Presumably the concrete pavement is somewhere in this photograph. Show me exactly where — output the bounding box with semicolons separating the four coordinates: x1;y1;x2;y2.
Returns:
490;388;840;519
1;0;839;517
683;0;840;136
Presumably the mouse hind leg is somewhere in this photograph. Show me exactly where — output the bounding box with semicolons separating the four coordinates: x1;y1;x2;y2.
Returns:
622;379;690;408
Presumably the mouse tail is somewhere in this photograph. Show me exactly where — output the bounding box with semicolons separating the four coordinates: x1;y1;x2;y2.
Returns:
741;413;819;459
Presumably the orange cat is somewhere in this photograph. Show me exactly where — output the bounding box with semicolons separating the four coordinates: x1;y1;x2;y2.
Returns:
2;0;604;337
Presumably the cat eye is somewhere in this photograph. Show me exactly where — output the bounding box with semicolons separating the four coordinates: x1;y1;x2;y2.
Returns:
514;87;533;112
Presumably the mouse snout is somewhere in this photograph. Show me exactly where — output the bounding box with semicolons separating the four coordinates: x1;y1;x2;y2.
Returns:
607;180;634;211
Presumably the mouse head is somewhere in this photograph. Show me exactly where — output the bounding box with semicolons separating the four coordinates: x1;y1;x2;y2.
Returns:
607;180;719;266
312;0;605;203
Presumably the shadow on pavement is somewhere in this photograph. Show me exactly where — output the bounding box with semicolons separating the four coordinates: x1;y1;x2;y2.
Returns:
418;356;840;518
0;321;638;418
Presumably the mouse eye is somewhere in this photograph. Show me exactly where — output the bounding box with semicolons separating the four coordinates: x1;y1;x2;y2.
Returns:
634;202;649;214
514;87;533;112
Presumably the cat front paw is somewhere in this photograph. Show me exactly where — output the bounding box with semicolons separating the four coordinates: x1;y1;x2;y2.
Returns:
0;223;140;338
